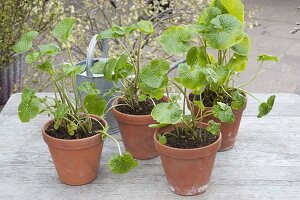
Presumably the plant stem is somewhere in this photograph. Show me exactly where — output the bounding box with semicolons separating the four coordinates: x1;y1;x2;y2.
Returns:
204;41;211;64
93;118;122;156
242;90;262;103
135;33;142;89
66;42;79;111
238;61;264;88
116;38;136;71
183;88;186;115
170;80;193;113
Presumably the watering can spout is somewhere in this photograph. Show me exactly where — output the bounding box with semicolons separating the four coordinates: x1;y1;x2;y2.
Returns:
168;58;186;74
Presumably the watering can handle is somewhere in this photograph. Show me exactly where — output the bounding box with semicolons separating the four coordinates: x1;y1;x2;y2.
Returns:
86;34;109;77
168;58;186;74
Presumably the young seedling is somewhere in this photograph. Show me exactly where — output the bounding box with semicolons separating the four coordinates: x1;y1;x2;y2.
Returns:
90;20;170;113
12;18;137;174
159;0;278;120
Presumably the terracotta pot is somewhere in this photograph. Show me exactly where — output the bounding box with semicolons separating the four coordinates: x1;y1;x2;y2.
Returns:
42;115;106;185
111;97;167;160
154;123;221;196
191;96;247;151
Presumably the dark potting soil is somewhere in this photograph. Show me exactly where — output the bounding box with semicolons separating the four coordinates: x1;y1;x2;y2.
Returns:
166;128;218;149
116;98;165;115
189;90;232;107
45;118;103;140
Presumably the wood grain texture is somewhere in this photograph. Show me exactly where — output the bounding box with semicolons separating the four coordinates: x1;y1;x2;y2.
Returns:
0;93;299;200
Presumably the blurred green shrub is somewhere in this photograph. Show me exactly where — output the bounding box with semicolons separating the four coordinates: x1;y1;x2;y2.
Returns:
0;0;64;67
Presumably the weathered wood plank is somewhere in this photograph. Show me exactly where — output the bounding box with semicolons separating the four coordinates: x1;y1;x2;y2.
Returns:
0;93;300;200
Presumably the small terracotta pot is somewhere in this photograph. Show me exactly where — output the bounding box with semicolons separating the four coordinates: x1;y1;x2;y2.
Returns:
42;115;106;185
112;97;167;160
154;123;221;196
191;96;247;151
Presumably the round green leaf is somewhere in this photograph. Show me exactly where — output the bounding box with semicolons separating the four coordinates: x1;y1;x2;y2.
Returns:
159;26;193;55
136;20;154;34
207;120;221;135
12;31;39;53
257;54;279;62
157;134;167;145
212;102;235;123
139;59;169;89
204;14;244;50
25;52;41;64
231;90;246;110
231;34;250;56
53;103;69;120
151;102;182;124
220;0;244;23
197;7;222;25
38;43;61;56
186;46;200;66
176;63;206;90
78;81;100;95
52;18;76;43
84;95;107;116
226;53;248;72
109;152;138;174
89;59;107;74
258;95;276;118
18;87;41;122
63;63;85;76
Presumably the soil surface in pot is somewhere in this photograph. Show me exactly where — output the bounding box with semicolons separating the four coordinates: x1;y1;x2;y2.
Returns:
165;128;218;149
189;90;232;107
116;98;164;115
45;118;103;140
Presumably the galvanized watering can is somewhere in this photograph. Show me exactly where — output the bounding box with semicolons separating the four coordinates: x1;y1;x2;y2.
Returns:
76;35;119;134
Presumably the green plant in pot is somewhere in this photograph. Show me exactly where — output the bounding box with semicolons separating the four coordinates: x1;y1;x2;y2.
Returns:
150;69;222;195
12;18;137;185
159;0;279;151
90;20;170;160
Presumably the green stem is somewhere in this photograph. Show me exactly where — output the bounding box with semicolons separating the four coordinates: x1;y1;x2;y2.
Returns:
66;42;80;111
166;86;170;100
94;118;122;155
242;90;262;103
116;38;136;71
135;33;142;89
221;85;232;98
204;41;211;64
103;103;128;116
238;61;264;88
170;80;193;113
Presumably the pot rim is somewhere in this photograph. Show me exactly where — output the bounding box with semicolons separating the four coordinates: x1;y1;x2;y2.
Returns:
42;115;107;143
154;123;222;158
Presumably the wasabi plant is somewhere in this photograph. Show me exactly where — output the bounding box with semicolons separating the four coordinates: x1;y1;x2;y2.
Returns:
159;0;278;121
90;20;170;112
13;18;137;174
150;75;221;146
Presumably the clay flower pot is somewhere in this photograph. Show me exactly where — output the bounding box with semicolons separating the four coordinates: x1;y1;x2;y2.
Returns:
192;100;247;151
154;124;221;196
112;97;167;160
42;115;106;185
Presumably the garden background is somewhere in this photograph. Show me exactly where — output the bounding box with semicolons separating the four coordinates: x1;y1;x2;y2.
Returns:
0;0;299;112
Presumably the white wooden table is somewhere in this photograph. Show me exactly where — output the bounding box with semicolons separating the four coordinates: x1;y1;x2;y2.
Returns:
0;93;299;200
